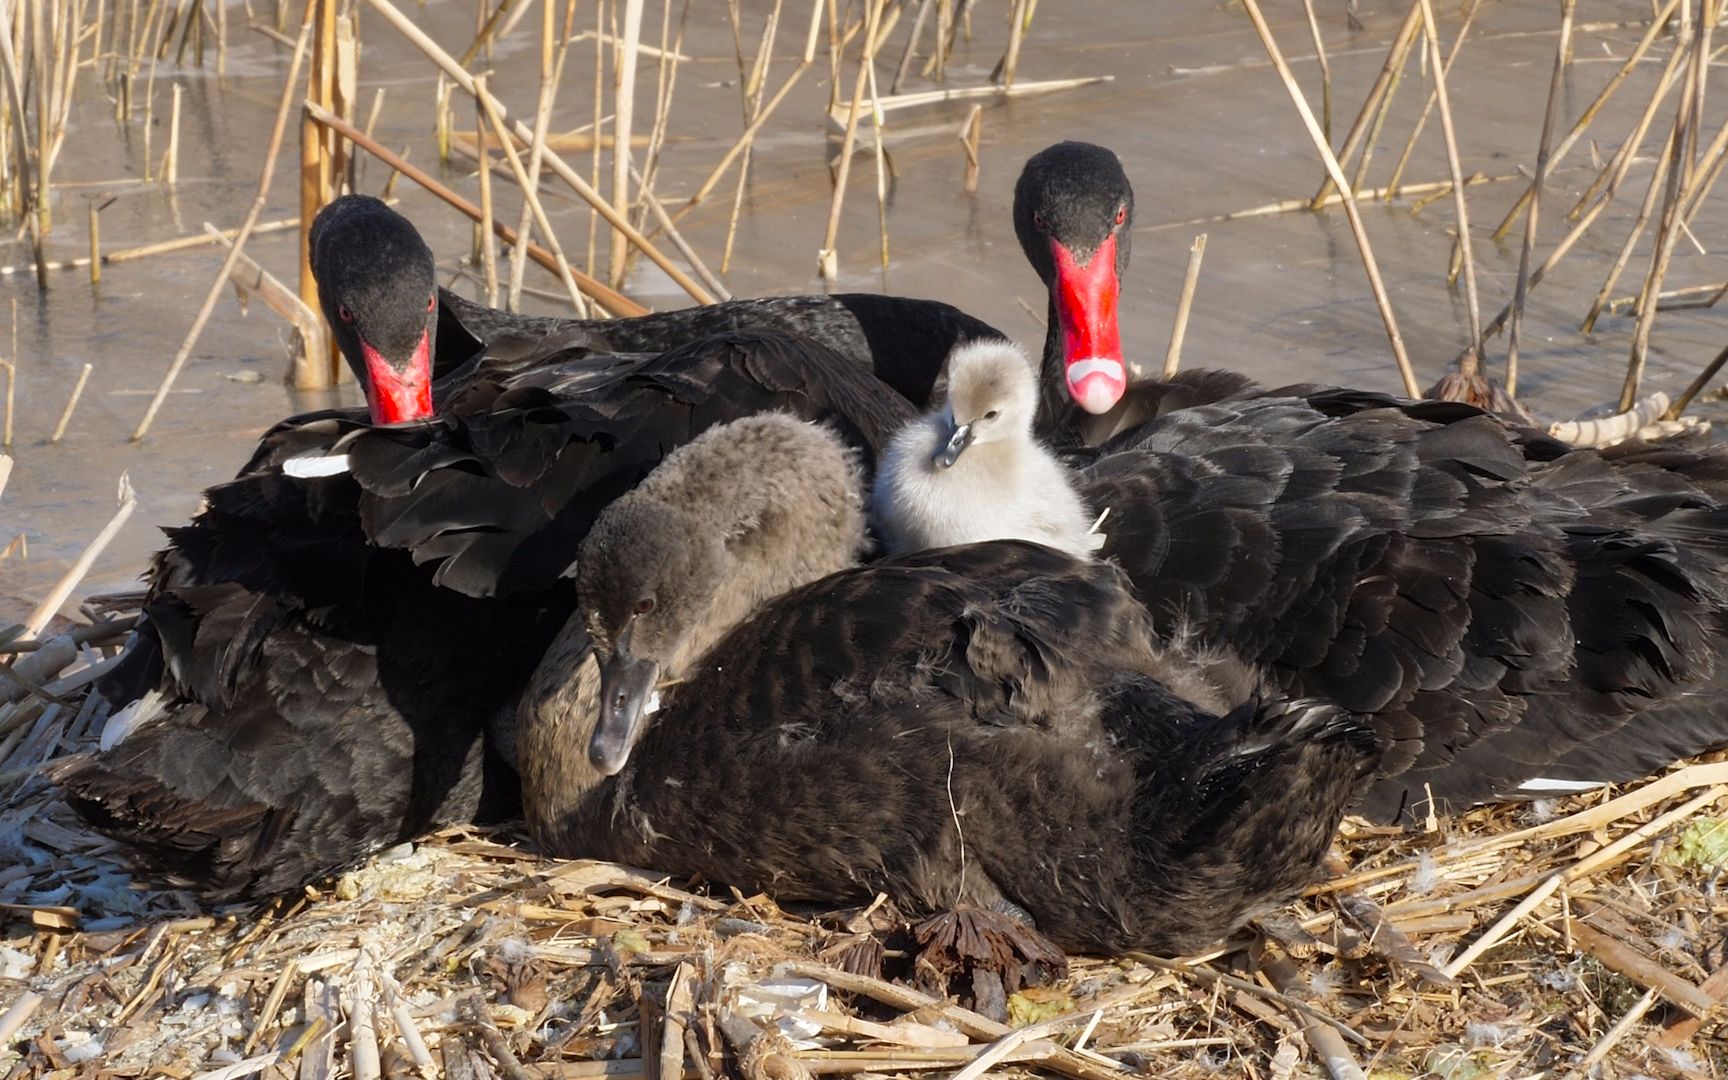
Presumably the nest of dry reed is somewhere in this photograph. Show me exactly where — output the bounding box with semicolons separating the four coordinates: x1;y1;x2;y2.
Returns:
0;594;1725;1080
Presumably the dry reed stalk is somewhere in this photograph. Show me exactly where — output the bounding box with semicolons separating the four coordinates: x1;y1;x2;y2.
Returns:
507;0;563;312
1417;0;1480;354
24;473;136;636
48;362;91;443
162;80;180;184
295;0;338;388
1312;0;1421;209
0;455;10;505
587;0;606;276
1570;15;1689;222
1260;954;1365;1080
0;13;31;227
457;0;517;67
1440;784;1726;978
666;58;811;228
1300;0;1331;141
1569;987;1660;1077
1492;0;1679;241
817;0;884;281
1385;0;1480;199
992;0;1027;88
891;0;931;93
476;83;594;314
1161;233;1206;379
1621;115;1694;411
131;16;311;441
959;103;981;191
862;11;890;271
1504;0;1576;399
721;0;780;275
30;0;51;286
474;76;499;308
366;0;714;304
1347;17;1417;198
1583;124;1679;334
0;360;12;449
629;161;728;299
0;991;41;1042
85;197;98;284
1662;340;1728;419
308;103;643;317
609;0;645;287
635;0;687;209
1241;0;1418;398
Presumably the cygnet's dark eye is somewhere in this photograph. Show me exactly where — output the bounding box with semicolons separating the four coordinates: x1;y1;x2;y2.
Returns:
337;304;355;324
984;409;1000;421
1032;211;1049;233
1114;206;1127;226
634;596;657;616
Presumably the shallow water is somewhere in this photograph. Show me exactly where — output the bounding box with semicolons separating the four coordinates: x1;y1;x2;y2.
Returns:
3;0;1725;613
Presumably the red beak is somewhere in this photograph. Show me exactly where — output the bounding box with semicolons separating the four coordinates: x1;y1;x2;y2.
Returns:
1050;234;1126;415
360;331;433;425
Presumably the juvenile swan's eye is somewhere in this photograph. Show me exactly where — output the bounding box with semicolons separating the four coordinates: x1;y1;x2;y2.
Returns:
337;304;355;324
634;597;657;616
984;409;1000;421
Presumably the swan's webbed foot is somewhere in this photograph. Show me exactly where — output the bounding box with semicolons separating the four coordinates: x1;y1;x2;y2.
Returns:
911;906;1069;1022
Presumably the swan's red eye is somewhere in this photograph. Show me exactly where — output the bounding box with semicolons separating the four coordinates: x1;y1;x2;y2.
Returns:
427;294;436;313
337;304;355;324
1114;206;1127;226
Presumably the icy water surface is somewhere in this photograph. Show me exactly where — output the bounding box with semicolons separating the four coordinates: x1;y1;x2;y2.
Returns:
3;0;1725;613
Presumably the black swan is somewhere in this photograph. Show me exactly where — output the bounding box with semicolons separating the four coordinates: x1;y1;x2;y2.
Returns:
309;194;1007;424
871;340;1102;559
53;328;915;901
1007;140;1728;821
517;413;1381;956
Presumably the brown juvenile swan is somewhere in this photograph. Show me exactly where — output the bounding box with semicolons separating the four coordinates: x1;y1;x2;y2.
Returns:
518;413;1380;957
871;340;1103;559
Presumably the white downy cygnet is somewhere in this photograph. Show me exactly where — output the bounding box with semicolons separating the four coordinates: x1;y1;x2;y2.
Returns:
871;340;1105;559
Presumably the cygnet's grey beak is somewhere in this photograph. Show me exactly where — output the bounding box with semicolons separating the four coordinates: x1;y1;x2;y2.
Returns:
937;422;974;468
590;627;662;776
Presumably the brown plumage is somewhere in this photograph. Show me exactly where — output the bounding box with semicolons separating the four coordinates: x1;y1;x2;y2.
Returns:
519;415;1380;956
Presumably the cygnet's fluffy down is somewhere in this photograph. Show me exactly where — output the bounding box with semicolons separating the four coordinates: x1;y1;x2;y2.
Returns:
872;340;1103;558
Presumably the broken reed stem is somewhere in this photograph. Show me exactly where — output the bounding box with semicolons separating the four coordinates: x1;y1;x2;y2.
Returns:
1505;0;1575;400
863;14;890;271
49;362;91;443
131;16;311;441
24;474;138;636
960;104;982;192
365;0;713;305
891;0;931;93
1300;0;1331;142
1241;0;1418;398
474;77;500;308
1161;233;1207;379
1418;0;1480;351
1493;0;1680;242
1385;0;1481;200
1312;0;1422;209
818;0;884;280
1570;987;1660;1078
475;82;593;314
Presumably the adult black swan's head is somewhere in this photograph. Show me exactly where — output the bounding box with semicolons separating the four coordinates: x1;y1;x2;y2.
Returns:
1013;141;1135;418
308;194;440;425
